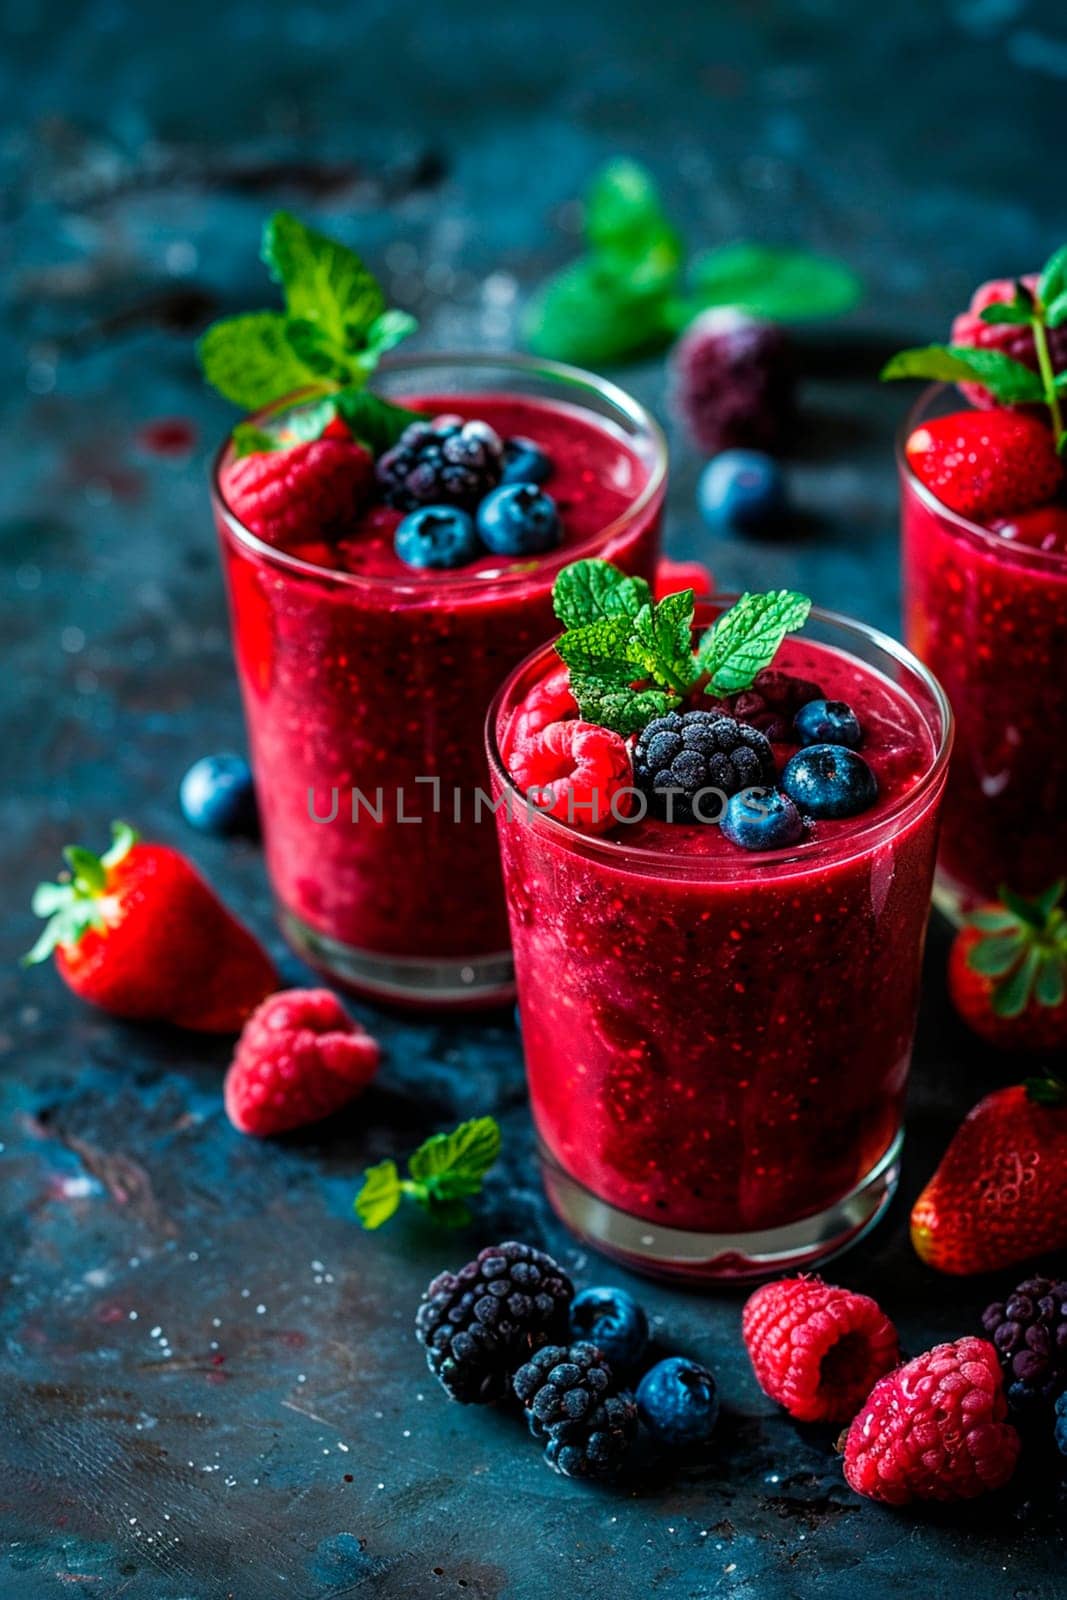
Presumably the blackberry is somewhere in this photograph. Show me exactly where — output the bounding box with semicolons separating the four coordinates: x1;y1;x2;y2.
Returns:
415;1241;573;1404
633;711;775;823
513;1341;637;1480
376;415;503;511
671;308;795;456
981;1276;1067;1419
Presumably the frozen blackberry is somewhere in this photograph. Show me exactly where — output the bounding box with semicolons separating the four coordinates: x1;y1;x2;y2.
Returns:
633;710;775;823
513;1341;637;1480
981;1276;1067;1419
415;1241;573;1404
376;415;503;510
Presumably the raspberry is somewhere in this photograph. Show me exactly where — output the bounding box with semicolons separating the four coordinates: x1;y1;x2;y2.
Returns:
671;308;795;455
502;665;578;760
742;1276;899;1423
842;1337;1021;1505
981;1275;1067;1419
415;1242;573;1404
507;719;632;835
654;557;714;601
220;437;374;546
905;408;1063;521
513;1341;637;1480
633;711;775;822
723;668;824;742
223;989;380;1137
376;416;503;510
951;275;1067;409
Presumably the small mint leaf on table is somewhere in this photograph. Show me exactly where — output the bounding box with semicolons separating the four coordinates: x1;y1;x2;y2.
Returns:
552;558;651;629
354;1159;402;1230
353;1117;501;1232
697;590;811;695
685;242;862;324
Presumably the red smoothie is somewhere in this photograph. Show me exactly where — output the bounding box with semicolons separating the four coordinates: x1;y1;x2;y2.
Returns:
489;607;950;1279
900;390;1067;911
214;361;665;1005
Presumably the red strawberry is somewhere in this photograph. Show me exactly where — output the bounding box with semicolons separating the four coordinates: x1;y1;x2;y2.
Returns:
654;557;714;601
224;988;380;1136
26;821;277;1032
989;503;1067;556
219;436;374;546
507;719;632;835
910;1080;1067;1274
948;882;1067;1052
905;409;1063;521
951;274;1067;409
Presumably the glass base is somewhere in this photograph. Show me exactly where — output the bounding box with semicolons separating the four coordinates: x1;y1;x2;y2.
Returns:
538;1131;903;1284
280;908;515;1010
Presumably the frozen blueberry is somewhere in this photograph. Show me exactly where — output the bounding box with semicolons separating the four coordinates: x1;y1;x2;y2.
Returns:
793;699;862;750
477;483;562;556
721;787;805;851
570;1287;649;1375
781;743;878;819
636;1356;719;1448
394;506;480;570
180;753;258;837
698;449;785;537
501;436;552;486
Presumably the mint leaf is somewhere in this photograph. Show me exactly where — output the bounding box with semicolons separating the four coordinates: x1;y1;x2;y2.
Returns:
629;590;699;693
687;243;861;323
262;211;385;349
555;616;639;679
1046;293;1067;330
334;389;428;455
232;423;280;459
1039;244;1067;309
584;160;684;291
522;258;675;365
569;675;674;736
697;590;811;695
354;1117;501;1232
354;1159;402;1230
978;304;1031;327
881;343;1046;403
552;558;651;629
198;312;318;409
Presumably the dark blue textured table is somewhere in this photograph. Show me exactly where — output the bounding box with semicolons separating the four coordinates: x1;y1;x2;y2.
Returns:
2;2;1066;1595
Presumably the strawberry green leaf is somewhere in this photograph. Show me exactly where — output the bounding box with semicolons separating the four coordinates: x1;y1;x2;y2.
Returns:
1036;954;1066;1009
697;590;811;695
25;820;137;966
993;946;1041;1018
552;559;651;629
967;907;1020;933
1045;292;1067;330
1025;1074;1067;1106
966;932;1026;977
1039;244;1067;309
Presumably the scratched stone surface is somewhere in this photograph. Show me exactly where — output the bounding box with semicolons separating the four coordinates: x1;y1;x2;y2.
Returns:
2;1;1067;1596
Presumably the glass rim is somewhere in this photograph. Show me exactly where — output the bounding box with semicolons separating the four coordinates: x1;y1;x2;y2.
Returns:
485;597;954;882
896;383;1067;574
210;350;669;594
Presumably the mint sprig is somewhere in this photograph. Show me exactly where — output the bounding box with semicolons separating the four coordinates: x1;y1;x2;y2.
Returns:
199;212;421;452
965;879;1067;1019
881;245;1067;450
550;560;811;736
522;160;861;367
354;1116;501;1231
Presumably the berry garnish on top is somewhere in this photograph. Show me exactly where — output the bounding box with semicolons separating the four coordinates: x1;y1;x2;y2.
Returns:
477;482;562;556
793;698;862;749
220;433;376;545
507;719;632;835
377;416;504;510
501;435;552;485
633;710;775;821
903;409;1062;522
721;786;804;851
781;743;878;819
950;274;1067;410
394;506;480;571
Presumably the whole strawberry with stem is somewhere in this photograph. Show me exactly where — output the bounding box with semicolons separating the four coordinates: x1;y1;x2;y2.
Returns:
910;1076;1067;1275
948;880;1067;1052
26;821;278;1032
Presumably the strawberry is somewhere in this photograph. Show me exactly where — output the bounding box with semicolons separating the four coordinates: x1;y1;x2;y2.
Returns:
26;821;278;1032
219;436;374;546
910;1079;1067;1275
948;882;1067;1052
951;274;1067;409
904;409;1063;521
989;504;1067;556
224;988;380;1137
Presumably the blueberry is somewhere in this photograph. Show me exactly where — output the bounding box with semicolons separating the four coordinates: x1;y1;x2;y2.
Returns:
501;436;552;486
636;1356;719;1448
394;506;480;570
721;786;805;851
781;743;878;819
180;753;258;836
793;699;862;750
569;1287;649;1375
697;449;785;536
477;484;561;556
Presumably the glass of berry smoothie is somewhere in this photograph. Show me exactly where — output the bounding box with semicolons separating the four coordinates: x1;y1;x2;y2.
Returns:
900;385;1067;916
213;355;666;1007
488;599;951;1280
